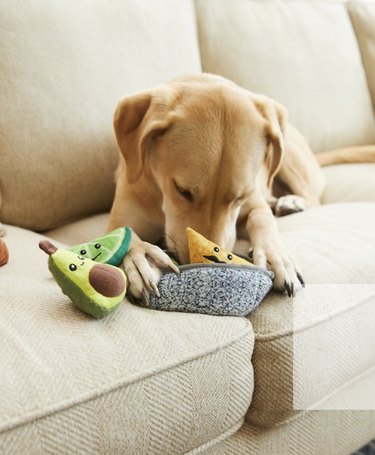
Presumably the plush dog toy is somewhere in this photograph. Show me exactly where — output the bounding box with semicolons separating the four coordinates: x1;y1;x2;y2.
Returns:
40;226;273;319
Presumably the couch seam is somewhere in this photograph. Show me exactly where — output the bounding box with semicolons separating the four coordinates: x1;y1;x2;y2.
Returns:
0;327;253;435
254;289;375;341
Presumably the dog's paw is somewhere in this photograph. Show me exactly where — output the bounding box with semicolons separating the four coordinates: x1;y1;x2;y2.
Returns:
274;195;305;217
250;241;305;297
123;238;179;301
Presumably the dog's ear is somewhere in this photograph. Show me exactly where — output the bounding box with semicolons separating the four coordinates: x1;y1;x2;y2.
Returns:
253;95;288;188
113;87;174;184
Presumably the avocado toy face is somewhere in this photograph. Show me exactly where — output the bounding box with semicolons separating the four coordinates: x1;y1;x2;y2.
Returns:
69;227;132;266
39;240;127;319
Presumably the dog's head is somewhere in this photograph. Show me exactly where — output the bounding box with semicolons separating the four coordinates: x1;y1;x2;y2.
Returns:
113;74;287;263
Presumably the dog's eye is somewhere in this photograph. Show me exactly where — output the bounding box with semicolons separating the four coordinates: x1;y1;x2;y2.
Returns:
174;181;193;202
214;246;220;253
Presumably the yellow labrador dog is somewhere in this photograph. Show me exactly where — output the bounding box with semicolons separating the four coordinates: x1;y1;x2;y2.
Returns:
108;73;375;298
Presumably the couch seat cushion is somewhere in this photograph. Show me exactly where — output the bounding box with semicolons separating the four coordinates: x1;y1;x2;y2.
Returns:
0;226;254;455
44;203;375;429
202;410;375;455
235;203;375;427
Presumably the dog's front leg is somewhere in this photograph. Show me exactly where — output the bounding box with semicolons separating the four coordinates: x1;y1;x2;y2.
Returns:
107;193;178;301
123;231;179;300
245;192;304;296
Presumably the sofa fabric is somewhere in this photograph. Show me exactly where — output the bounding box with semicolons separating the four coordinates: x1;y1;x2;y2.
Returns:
195;0;375;153
45;203;375;430
236;204;375;427
322;163;375;204
349;0;375;110
0;226;254;455
0;0;200;232
201;411;375;455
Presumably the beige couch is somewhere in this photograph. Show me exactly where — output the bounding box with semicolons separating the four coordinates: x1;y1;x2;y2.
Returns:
1;1;375;453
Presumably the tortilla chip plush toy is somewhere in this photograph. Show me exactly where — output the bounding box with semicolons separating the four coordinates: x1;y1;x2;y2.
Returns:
186;227;252;266
39;239;127;319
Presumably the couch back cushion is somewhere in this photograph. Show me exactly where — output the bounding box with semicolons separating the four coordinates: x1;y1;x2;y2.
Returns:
0;0;200;231
349;0;375;111
195;0;375;154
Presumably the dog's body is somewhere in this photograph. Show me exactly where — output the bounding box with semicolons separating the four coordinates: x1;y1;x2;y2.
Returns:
108;73;375;298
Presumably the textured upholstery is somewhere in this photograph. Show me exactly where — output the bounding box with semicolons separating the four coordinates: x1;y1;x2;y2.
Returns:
201;411;375;455
322;163;375;204
233;204;375;426
0;0;200;231
1;0;375;453
45;203;375;431
195;0;375;153
349;0;375;110
0;226;254;455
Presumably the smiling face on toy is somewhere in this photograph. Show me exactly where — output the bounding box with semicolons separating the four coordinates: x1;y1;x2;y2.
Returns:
203;245;234;264
75;243;102;262
69;228;132;267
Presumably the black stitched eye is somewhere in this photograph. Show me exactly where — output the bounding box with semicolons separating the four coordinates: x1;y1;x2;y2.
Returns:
95;243;101;249
69;264;77;271
173;181;193;202
214;247;220;253
80;249;87;255
227;254;233;260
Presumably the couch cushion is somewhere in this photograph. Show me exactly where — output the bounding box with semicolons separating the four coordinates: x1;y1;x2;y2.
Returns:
322;163;375;204
349;0;375;110
195;0;375;153
202;411;375;455
44;213;110;246
234;203;375;427
0;226;254;455
0;0;200;232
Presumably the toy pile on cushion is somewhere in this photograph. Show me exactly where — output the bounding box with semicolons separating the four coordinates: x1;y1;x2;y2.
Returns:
40;226;273;319
142;228;273;317
0;224;9;267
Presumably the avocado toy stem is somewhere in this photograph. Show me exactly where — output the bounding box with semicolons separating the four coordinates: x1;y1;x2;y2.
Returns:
39;240;58;256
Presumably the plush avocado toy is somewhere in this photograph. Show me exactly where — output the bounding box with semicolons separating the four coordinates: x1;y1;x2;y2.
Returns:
39;240;127;319
186;227;252;266
69;227;131;266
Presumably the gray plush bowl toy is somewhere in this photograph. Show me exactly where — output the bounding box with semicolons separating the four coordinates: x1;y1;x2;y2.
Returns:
140;263;273;317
